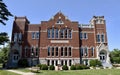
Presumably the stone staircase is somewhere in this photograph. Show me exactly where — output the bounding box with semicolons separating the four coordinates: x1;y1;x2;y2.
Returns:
102;62;112;68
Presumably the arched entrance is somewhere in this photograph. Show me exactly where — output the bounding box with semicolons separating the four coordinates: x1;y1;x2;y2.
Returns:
99;50;107;62
12;50;19;63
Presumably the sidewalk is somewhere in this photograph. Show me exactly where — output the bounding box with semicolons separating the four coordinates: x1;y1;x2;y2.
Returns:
6;69;35;75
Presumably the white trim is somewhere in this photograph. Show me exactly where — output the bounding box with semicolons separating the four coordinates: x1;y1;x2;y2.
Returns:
80;31;94;33
51;40;69;43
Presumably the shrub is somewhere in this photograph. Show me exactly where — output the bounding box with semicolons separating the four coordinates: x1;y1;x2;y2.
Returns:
81;65;90;69
76;65;83;70
62;65;68;70
18;59;28;67
41;64;48;70
90;59;102;67
49;65;55;70
70;65;76;70
37;64;42;69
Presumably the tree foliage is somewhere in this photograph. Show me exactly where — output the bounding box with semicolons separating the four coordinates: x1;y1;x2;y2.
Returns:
0;44;9;63
0;0;13;25
110;49;120;64
0;32;9;45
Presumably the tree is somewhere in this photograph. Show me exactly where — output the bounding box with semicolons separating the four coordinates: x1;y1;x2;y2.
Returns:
0;0;13;25
0;32;9;45
0;44;10;63
110;49;120;64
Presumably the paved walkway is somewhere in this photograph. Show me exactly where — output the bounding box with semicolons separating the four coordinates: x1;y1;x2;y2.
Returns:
6;70;35;75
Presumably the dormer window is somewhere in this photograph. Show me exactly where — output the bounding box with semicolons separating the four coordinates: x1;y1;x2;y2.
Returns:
56;19;64;24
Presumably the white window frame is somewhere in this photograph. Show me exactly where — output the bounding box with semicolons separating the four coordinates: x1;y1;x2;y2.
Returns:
32;32;35;39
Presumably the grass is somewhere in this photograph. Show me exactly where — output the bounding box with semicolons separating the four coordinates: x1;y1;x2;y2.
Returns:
12;68;31;72
35;69;120;75
0;70;20;75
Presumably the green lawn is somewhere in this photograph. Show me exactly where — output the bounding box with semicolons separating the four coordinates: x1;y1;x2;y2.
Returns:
35;69;120;75
12;68;30;72
0;70;20;75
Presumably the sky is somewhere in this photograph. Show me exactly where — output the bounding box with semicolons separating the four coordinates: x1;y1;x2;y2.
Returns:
0;0;120;51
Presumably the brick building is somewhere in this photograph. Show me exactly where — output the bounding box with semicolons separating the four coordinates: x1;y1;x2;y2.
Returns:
7;12;111;68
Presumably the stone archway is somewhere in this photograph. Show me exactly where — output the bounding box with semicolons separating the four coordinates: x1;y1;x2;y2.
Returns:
99;50;107;63
12;50;19;63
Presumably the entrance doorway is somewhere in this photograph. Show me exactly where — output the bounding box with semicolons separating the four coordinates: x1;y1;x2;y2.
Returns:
99;50;107;63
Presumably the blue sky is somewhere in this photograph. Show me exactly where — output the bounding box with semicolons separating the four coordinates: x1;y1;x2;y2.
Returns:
0;0;120;50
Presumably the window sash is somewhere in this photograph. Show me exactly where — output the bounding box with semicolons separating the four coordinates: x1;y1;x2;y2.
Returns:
101;34;104;42
48;47;50;56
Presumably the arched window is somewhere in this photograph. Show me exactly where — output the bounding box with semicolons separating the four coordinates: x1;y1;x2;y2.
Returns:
101;34;105;42
96;34;100;42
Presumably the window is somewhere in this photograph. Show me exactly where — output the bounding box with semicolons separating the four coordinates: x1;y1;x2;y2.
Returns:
52;47;54;56
36;32;39;39
80;33;82;39
56;19;64;24
68;30;72;38
80;47;84;56
84;33;87;39
35;47;39;56
52;60;54;65
31;47;34;53
61;60;63;66
65;47;67;56
84;47;88;56
25;47;28;57
55;29;59;38
55;60;58;66
69;60;71;66
68;47;71;56
65;29;67;38
101;34;104;42
13;55;18;61
60;29;64;38
32;32;35;39
52;28;54;38
91;47;94;57
96;34;100;42
65;60;67;65
56;47;58;56
47;29;51;38
18;33;22;41
47;60;50;66
61;47;63;56
14;33;18;42
48;47;50;56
